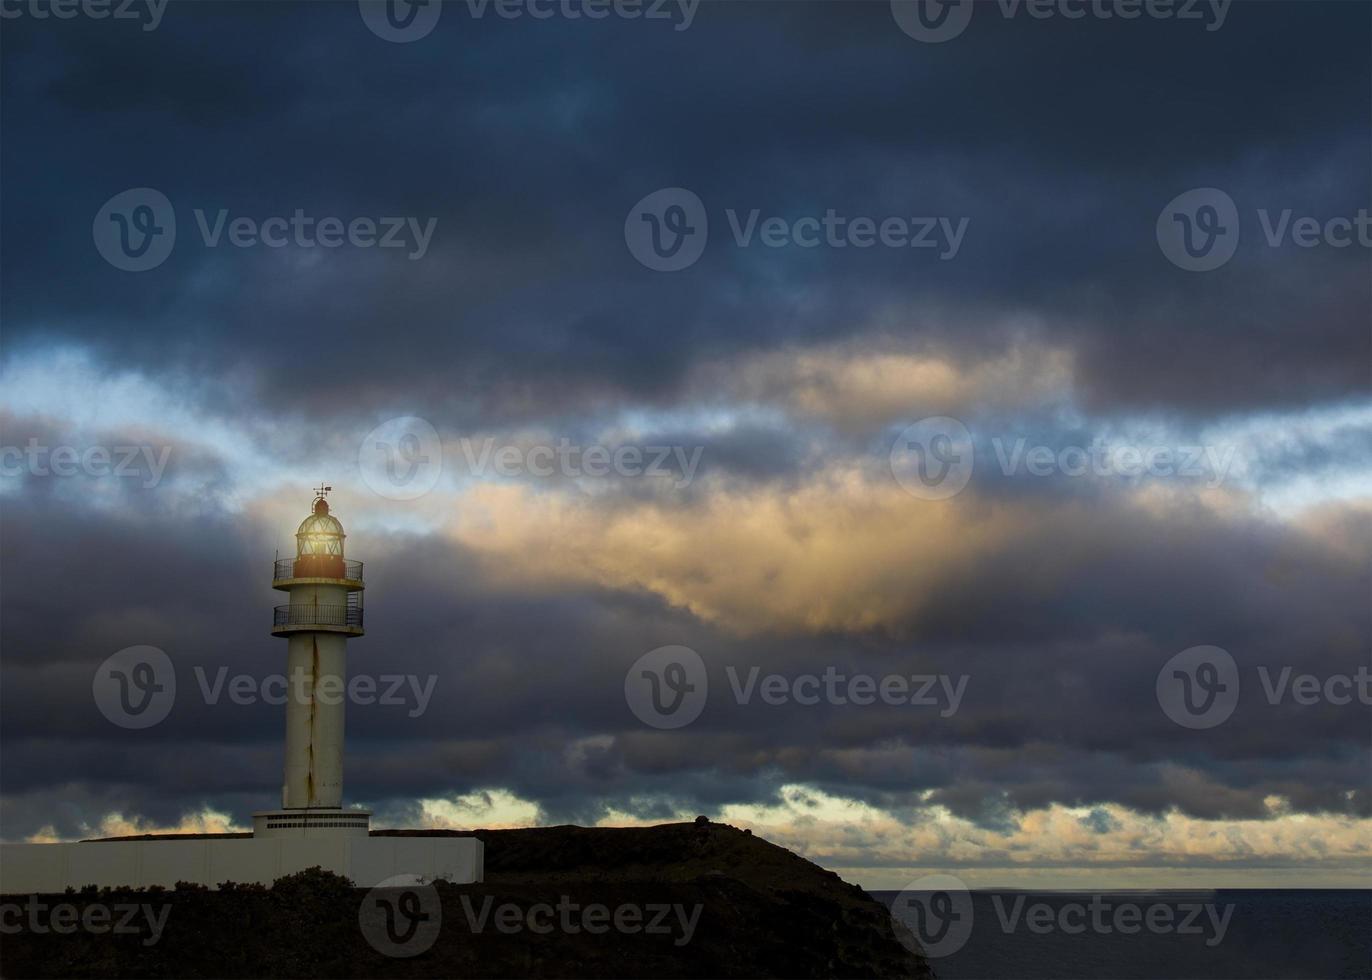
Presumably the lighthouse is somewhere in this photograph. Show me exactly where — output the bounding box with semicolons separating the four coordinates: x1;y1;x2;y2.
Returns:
253;486;371;837
0;485;485;890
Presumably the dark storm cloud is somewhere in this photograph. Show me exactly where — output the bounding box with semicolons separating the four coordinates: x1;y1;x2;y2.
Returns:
2;452;1367;839
1;0;1367;427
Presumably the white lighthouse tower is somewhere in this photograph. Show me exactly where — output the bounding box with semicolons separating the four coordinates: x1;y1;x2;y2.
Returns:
0;485;485;890
253;486;371;838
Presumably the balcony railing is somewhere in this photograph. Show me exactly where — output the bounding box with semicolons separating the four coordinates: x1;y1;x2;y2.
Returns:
273;604;364;630
273;557;363;582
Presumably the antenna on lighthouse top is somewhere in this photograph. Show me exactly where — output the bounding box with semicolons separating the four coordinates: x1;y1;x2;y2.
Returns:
313;484;333;514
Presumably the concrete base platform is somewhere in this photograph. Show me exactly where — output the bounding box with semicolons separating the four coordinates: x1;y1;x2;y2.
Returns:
252;808;371;838
0;835;483;893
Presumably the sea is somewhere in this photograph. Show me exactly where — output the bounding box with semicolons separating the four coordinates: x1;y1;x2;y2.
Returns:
875;889;1371;979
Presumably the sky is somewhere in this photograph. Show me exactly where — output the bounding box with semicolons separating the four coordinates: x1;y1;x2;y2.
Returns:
0;0;1369;890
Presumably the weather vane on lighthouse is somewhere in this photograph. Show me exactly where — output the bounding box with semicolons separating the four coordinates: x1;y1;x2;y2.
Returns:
254;487;370;837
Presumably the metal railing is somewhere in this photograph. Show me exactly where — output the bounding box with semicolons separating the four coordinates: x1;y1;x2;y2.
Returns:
273;604;364;630
273;558;363;582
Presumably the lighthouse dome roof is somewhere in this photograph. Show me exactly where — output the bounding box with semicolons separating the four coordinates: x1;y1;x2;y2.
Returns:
297;511;345;537
295;497;345;556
